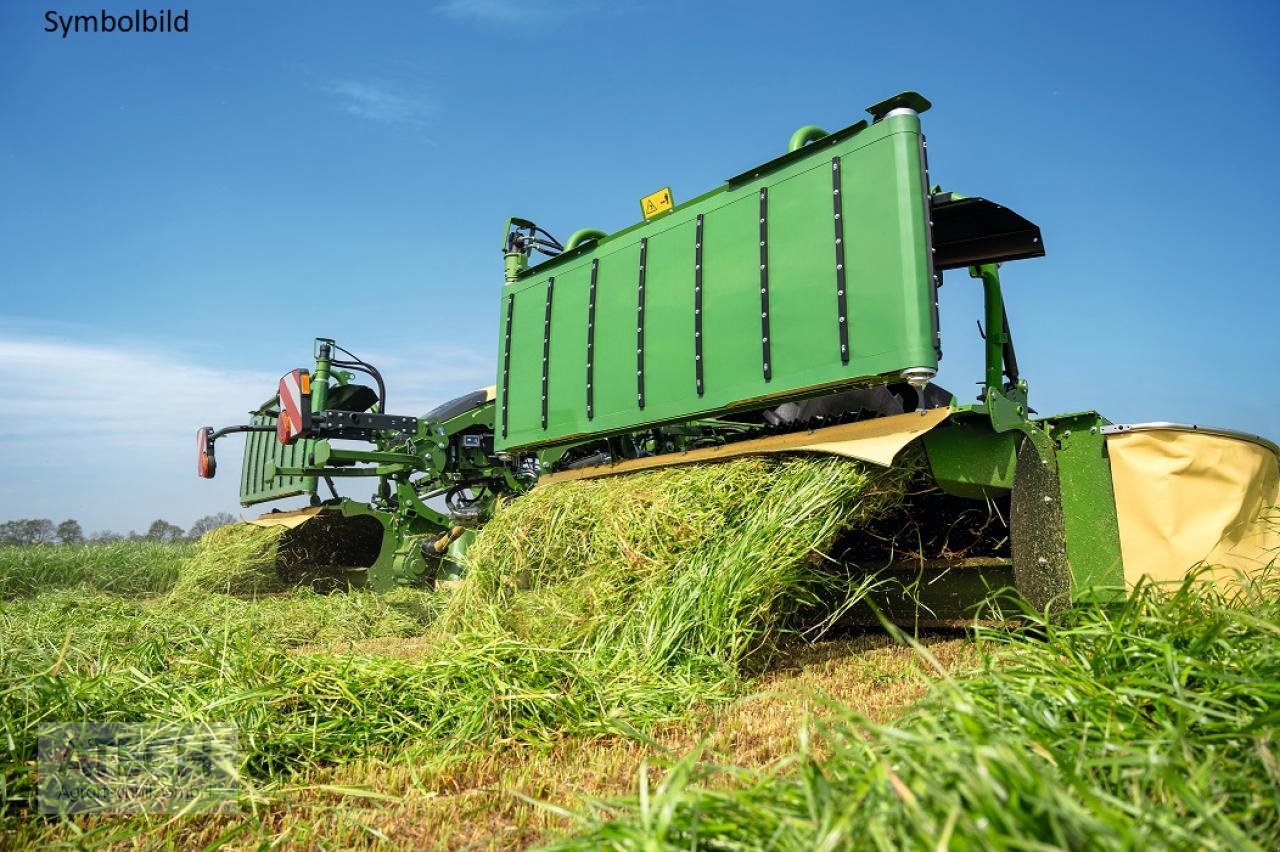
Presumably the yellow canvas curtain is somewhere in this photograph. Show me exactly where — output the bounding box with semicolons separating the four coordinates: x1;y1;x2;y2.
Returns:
1106;429;1280;586
247;506;325;529
538;408;949;486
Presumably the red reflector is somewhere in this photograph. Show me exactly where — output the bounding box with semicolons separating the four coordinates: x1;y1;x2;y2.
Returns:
197;427;216;478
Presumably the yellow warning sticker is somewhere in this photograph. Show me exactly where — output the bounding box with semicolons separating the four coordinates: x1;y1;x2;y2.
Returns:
639;186;674;220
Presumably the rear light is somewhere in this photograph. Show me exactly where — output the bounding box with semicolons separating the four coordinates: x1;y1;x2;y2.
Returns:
197;427;216;478
276;409;293;444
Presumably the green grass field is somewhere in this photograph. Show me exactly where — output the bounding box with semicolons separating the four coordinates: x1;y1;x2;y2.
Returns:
2;456;1277;849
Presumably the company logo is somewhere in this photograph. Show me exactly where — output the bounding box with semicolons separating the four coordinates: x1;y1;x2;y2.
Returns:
39;722;240;814
44;9;189;38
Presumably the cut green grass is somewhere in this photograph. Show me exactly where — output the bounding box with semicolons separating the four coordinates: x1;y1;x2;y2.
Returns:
1;455;912;821
549;572;1280;851
3;634;973;849
171;521;288;597
5;459;1275;849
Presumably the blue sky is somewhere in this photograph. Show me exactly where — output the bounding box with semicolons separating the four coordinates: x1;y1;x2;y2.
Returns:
1;0;1277;533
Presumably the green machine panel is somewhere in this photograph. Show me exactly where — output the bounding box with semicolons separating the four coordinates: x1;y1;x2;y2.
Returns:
239;412;316;505
497;110;937;452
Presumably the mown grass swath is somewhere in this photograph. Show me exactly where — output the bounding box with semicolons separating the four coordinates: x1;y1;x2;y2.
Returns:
1;455;911;816
170;522;289;597
549;572;1280;851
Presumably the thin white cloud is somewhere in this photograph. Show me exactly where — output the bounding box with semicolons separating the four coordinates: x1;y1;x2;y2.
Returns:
326;79;433;126
0;334;276;531
0;337;274;447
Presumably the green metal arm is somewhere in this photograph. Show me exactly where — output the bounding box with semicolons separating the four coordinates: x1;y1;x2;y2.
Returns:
264;461;415;479
304;341;332;499
312;442;418;467
960;263;1056;471
972;262;1013;394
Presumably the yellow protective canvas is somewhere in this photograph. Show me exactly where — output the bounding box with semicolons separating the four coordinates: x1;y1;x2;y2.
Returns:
1105;428;1279;587
539;408;949;486
247;506;325;529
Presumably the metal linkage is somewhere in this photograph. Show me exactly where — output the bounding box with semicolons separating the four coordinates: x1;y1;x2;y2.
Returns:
311;410;419;440
587;259;598;419
832;157;850;364
501;293;514;438
541;278;554;429
759;187;771;380
637;238;647;409
694;214;705;395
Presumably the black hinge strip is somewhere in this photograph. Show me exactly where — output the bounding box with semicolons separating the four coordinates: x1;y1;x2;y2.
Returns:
637;238;647;409
759;187;771;381
541;277;554;429
694;214;705;396
832;157;850;364
501;293;513;438
586;259;598;420
920;133;941;359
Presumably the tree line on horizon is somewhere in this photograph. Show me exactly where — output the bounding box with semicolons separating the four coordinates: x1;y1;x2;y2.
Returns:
0;513;237;547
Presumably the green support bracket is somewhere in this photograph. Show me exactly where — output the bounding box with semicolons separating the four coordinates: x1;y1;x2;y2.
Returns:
303;341;332;500
1042;413;1126;599
922;414;1019;498
971;263;1010;395
967;262;1057;472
